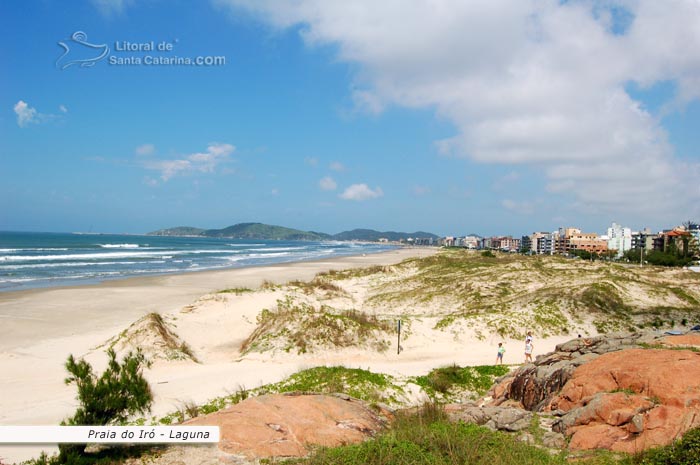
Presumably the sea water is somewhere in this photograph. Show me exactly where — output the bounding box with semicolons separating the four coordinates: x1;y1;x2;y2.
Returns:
0;231;397;292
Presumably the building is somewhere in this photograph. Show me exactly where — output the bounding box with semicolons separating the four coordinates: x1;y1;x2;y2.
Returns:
557;227;608;255
536;233;555;255
525;232;550;254
631;228;655;251
607;222;632;258
655;228;693;255
463;236;480;249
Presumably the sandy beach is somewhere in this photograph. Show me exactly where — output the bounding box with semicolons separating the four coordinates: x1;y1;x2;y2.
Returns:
0;247;577;464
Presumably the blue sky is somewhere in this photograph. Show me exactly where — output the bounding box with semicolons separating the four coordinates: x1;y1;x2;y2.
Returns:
2;1;699;237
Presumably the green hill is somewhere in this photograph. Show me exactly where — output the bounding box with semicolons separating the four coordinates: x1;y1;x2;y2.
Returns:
202;223;331;241
333;229;439;242
147;223;438;242
147;226;206;237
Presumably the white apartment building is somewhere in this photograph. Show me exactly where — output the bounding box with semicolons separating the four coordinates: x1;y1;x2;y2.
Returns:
607;222;632;258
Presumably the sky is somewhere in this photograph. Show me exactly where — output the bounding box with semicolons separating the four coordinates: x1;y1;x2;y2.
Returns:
1;0;699;237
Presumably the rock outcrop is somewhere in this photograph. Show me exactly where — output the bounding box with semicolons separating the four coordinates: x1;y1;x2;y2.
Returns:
488;331;700;453
185;393;389;463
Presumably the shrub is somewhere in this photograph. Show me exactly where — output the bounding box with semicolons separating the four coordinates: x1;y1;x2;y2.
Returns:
58;349;153;463
634;427;700;465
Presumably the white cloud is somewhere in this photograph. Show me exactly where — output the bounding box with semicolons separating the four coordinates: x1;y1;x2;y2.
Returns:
329;161;346;172
13;100;64;127
340;183;383;201
217;0;700;222
143;176;159;187
319;176;337;191
13;100;38;127
143;143;235;181
271;188;279;195
502;198;535;215
135;144;156;156
412;185;430;196
492;171;520;191
304;157;318;166
91;0;132;16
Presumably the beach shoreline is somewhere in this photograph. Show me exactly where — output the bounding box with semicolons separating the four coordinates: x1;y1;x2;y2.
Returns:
0;246;584;464
0;247;443;463
0;247;429;352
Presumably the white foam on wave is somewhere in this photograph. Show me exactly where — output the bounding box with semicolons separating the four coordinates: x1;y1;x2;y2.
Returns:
99;243;140;248
227;243;265;247
0;248;70;253
243;252;295;259
248;246;307;252
0;260;170;270
0;251;179;262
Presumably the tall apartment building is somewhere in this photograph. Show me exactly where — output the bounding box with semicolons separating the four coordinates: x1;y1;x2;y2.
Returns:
536;232;556;255
607;222;632;258
631;228;655;250
524;232;550;254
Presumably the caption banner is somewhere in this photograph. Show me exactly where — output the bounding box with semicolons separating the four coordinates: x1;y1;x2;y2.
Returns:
0;426;219;443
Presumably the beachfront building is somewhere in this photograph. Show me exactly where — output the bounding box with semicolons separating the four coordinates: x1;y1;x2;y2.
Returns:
654;228;694;255
463;235;480;249
556;227;608;255
631;228;655;250
488;236;520;252
607;222;632;258
524;232;550;254
536;233;555;255
413;237;435;246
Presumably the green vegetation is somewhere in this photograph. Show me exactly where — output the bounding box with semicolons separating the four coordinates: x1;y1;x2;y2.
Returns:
241;297;392;355
317;264;389;280
262;366;403;404
152;366;407;425
104;313;198;362
146;226;205;236
30;350;154;464
63;349;152;426
288;277;349;298
280;403;568;465
308;248;700;339
668;287;699;306
273;403;700;465
333;228;438;242
203;222;330;241
218;287;253;295
148;224;439;241
633;426;700;465
412;364;510;401
623;248;695;267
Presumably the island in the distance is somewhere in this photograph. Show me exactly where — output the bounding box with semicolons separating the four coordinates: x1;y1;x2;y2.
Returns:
148;222;440;242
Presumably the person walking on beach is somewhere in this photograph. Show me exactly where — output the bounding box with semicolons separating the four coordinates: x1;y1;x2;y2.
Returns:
496;343;505;365
524;332;534;363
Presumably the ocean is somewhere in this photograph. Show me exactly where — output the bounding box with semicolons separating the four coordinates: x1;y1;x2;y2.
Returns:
0;231;397;292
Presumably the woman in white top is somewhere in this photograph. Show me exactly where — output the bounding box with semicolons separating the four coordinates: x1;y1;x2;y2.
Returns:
524;332;534;363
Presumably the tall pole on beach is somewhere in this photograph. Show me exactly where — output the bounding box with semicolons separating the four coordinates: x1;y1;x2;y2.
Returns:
397;319;402;354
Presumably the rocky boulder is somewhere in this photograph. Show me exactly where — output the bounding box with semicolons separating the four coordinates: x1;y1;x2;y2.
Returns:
185;393;389;463
491;332;661;411
549;348;700;453
488;331;700;453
